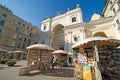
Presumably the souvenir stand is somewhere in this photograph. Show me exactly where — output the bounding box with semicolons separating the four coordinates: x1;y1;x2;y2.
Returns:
8;51;24;60
0;48;6;58
26;44;54;72
72;37;120;80
52;50;68;67
14;51;24;60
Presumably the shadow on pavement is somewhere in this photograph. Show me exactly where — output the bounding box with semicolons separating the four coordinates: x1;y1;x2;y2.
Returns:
41;67;74;78
0;66;10;70
14;65;22;67
25;67;74;78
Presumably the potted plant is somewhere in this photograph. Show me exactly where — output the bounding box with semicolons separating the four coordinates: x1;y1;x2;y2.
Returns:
7;59;16;66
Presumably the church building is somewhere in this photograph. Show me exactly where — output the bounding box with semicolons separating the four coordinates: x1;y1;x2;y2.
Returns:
32;0;120;53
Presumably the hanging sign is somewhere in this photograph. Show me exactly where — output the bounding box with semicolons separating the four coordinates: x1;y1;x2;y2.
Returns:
77;53;87;64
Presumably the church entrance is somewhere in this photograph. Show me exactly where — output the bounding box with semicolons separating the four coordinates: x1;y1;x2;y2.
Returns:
52;24;65;50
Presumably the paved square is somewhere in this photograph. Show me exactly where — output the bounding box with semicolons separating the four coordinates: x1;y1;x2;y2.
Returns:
0;60;74;80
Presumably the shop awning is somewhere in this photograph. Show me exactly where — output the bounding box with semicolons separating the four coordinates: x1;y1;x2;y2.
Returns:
26;44;54;51
72;37;120;48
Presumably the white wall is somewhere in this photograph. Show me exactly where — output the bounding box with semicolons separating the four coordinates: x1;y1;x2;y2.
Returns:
41;7;83;32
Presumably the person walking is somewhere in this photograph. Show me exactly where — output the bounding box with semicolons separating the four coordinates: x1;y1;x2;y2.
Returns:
51;56;56;69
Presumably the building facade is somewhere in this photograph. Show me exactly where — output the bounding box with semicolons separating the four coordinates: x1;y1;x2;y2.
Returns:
40;0;120;53
0;5;38;52
30;30;48;45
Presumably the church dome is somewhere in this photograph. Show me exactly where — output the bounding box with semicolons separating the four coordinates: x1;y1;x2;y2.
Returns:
91;13;101;21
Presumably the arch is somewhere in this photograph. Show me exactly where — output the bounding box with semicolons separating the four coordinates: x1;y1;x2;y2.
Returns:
53;24;64;32
52;23;65;32
52;24;65;50
93;32;107;37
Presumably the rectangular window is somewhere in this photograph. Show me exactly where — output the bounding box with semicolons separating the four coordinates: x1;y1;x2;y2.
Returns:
72;17;76;22
23;44;25;49
28;39;30;43
24;38;27;42
0;20;5;26
116;19;120;25
73;48;79;58
113;8;116;13
116;19;120;29
59;45;64;50
23;24;25;27
19;38;22;40
18;21;20;25
118;0;120;7
29;33;32;37
44;26;46;30
27;26;29;29
16;27;19;31
2;13;7;18
42;42;44;44
31;28;33;31
0;29;2;34
18;43;20;48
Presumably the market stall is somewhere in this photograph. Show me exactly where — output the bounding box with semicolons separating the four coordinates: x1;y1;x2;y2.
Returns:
72;37;120;80
0;48;6;58
8;51;24;60
52;50;68;67
26;44;54;72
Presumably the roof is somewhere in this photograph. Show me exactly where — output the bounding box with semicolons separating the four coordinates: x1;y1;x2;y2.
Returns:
14;51;24;53
0;48;6;53
8;51;24;54
72;37;120;48
52;50;68;54
8;51;14;54
26;44;54;51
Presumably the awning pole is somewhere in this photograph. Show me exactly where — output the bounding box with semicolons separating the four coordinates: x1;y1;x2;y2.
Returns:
93;42;99;62
93;41;102;80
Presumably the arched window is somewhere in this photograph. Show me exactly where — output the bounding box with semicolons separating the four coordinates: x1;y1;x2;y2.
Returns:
93;32;107;37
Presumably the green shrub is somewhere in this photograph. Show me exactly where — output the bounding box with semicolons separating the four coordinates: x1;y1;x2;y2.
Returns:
0;58;7;64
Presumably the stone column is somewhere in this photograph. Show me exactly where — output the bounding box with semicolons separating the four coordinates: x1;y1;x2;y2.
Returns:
64;33;67;51
79;26;85;40
50;32;54;47
68;31;72;53
112;23;120;39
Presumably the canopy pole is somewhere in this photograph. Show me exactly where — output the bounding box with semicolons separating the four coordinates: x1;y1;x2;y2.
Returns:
93;42;99;62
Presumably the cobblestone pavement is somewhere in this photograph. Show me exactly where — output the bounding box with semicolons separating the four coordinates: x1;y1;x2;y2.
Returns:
0;60;75;80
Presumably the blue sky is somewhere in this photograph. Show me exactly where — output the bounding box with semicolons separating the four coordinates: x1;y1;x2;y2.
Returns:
0;0;106;28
